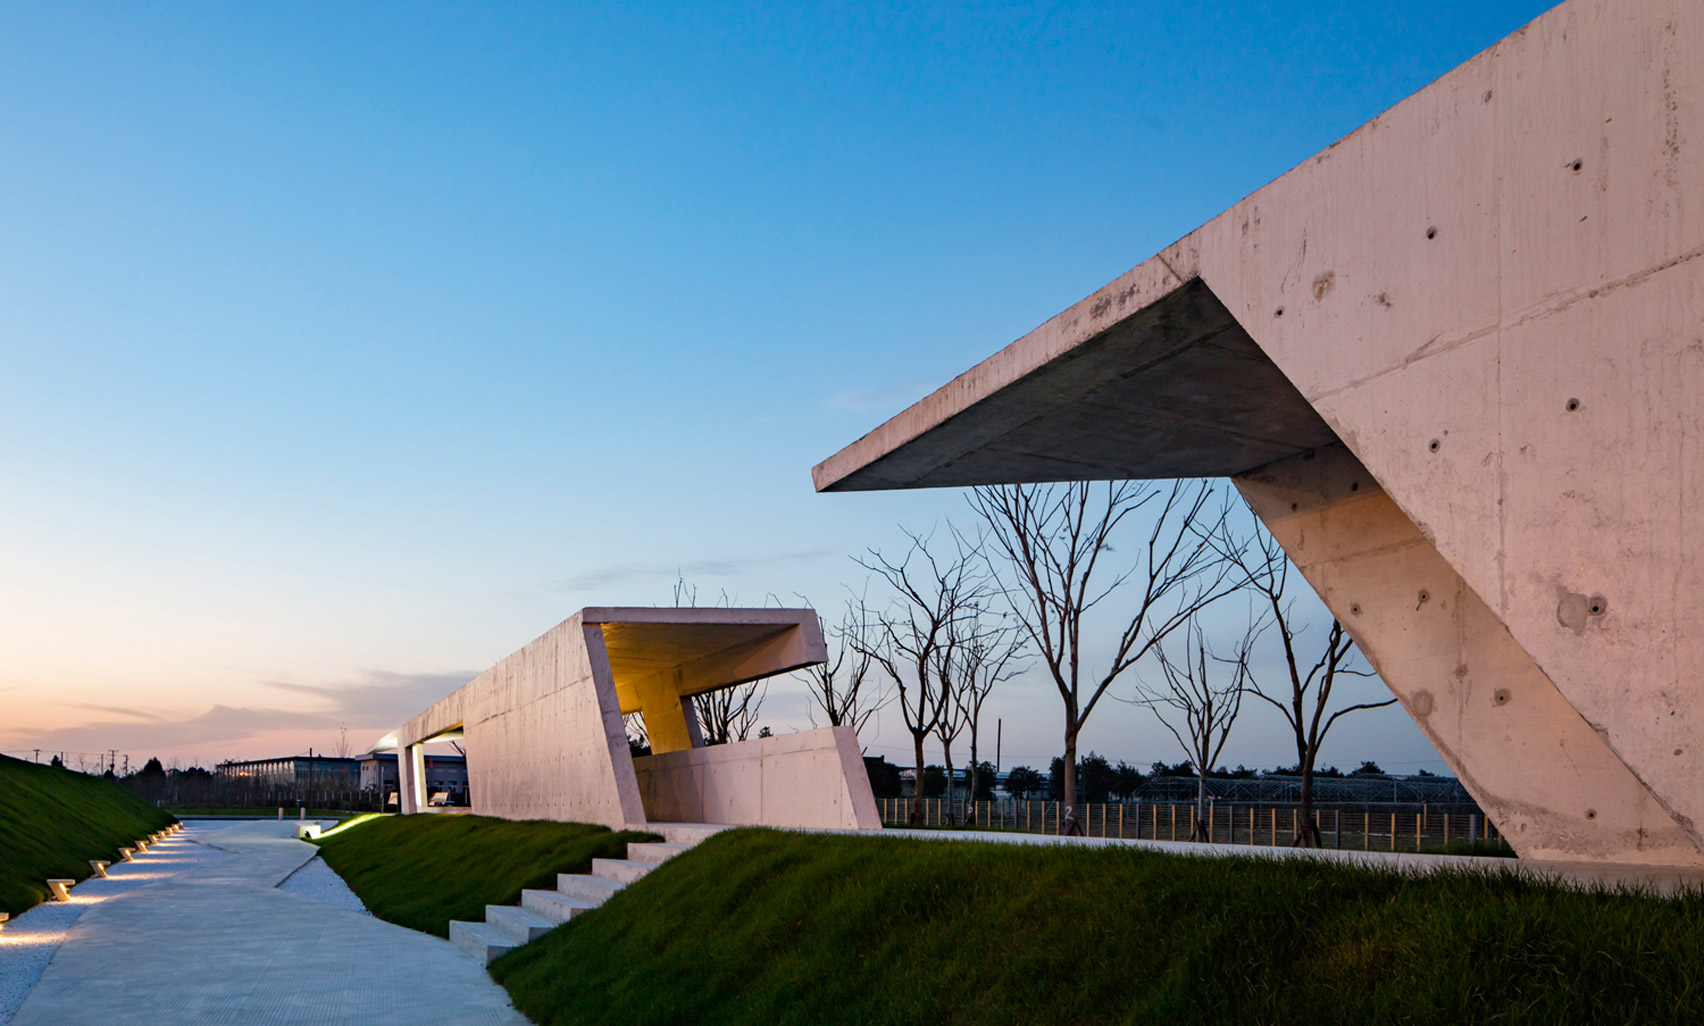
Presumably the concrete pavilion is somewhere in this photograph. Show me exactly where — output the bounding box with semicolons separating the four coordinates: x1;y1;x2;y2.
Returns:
383;607;880;832
816;0;1704;866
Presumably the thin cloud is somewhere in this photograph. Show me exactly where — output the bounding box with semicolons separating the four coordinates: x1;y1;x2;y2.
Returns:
555;550;836;592
5;669;478;761
59;703;168;721
823;378;939;414
261;669;473;720
10;704;334;755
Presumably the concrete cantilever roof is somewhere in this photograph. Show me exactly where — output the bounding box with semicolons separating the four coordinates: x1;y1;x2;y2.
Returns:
812;276;1339;491
809;0;1704;869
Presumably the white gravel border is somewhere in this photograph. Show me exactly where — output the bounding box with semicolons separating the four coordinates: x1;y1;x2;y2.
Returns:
0;836;228;1026
277;855;371;915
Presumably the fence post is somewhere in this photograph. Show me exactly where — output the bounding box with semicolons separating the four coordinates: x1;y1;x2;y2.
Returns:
1208;803;1215;844
1389;812;1397;852
1363;810;1370;851
1119;803;1125;839
1443;813;1450;847
1170;804;1176;841
1333;809;1341;849
1416;811;1423;852
1291;808;1298;843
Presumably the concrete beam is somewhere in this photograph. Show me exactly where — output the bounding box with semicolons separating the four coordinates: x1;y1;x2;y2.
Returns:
811;0;1704;864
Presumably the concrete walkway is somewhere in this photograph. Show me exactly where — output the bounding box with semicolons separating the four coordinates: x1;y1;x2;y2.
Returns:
864;827;1704;896
11;821;529;1026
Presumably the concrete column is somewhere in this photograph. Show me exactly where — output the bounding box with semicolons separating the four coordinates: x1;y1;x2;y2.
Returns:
634;667;698;754
1234;445;1704;866
398;742;427;815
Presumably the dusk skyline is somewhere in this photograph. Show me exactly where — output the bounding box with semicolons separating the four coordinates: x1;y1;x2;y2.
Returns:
2;1;1554;773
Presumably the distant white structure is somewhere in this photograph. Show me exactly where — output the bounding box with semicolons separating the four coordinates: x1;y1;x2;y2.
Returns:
379;607;880;832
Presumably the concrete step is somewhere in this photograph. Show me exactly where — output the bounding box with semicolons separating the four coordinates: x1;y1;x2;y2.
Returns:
485;904;556;944
626;842;692;865
555;873;623;904
450;920;517;966
591;858;653;885
646;822;729;846
521;889;599;924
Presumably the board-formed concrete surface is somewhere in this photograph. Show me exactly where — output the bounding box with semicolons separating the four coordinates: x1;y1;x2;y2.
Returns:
8;821;528;1026
815;0;1704;866
387;607;880;832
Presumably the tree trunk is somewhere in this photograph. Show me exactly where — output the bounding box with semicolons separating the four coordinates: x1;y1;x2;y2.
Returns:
1295;750;1322;847
942;738;956;826
1192;770;1210;842
966;726;980;826
1061;726;1081;835
910;732;927;826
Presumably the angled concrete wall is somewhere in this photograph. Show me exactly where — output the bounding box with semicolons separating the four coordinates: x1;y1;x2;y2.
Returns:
391;608;881;832
633;726;881;830
814;0;1704;864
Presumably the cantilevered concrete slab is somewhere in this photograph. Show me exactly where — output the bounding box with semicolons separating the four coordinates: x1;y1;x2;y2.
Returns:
816;0;1704;865
388;608;880;832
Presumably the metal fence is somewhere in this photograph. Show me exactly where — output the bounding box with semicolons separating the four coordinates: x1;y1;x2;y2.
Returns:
877;798;1504;853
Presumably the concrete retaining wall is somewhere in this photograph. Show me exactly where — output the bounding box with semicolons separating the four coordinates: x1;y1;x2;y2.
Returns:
633;726;881;830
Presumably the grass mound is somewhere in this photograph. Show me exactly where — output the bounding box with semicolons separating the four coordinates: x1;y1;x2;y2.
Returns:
0;754;176;915
312;813;657;936
492;828;1704;1026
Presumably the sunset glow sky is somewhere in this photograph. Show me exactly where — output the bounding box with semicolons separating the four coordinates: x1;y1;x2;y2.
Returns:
2;1;1552;774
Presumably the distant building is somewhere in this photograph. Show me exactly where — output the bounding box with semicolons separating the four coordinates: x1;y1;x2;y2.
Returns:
358;751;468;803
216;752;469;804
215;755;361;792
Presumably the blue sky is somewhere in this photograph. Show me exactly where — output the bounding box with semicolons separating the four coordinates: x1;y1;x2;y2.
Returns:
1;0;1555;771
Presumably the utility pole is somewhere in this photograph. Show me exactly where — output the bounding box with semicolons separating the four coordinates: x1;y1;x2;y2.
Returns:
32;749;39;763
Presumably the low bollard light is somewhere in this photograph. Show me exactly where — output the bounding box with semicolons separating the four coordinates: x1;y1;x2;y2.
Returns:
118;847;135;862
89;860;109;878
46;879;74;902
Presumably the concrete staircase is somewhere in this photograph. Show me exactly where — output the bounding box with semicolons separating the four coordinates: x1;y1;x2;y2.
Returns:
450;824;721;965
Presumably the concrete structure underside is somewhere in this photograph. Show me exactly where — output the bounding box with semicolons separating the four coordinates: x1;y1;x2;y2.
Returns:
388;608;880;832
815;0;1704;866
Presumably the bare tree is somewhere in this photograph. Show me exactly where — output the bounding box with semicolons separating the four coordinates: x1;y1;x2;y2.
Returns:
851;527;988;826
332;724;352;760
947;610;1026;824
799;602;890;738
1225;518;1395;846
1135;614;1254;841
671;574;768;744
968;480;1233;832
697;681;767;745
623;712;650;755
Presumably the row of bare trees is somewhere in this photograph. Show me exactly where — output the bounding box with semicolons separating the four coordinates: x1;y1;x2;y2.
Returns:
651;480;1394;848
821;479;1393;845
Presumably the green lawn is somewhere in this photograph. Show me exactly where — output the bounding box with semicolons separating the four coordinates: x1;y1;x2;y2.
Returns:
491;828;1704;1026
311;813;657;936
0;754;177;915
167;806;368;819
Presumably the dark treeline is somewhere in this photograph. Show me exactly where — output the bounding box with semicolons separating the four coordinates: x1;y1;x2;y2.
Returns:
866;753;1436;803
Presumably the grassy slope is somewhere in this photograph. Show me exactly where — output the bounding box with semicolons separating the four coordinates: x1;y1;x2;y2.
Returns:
313;814;657;937
493;829;1704;1026
0;754;177;915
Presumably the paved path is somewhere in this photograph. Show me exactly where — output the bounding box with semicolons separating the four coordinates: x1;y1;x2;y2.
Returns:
864;827;1704;895
12;821;529;1026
